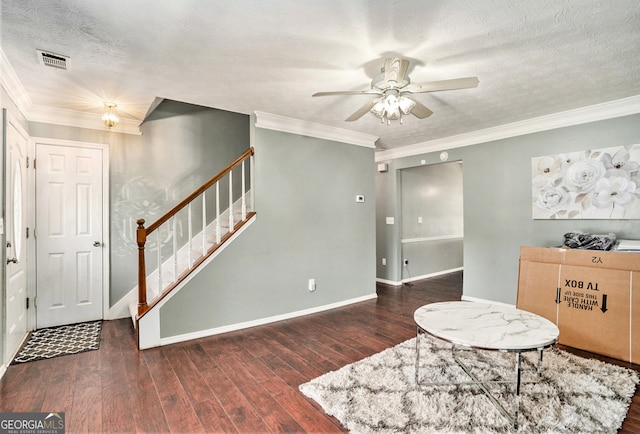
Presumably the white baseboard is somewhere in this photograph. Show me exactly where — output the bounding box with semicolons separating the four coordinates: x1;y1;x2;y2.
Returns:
158;292;378;347
461;295;515;308
0;364;6;381
376;267;464;287
402;267;463;284
106;288;137;320
376;278;402;286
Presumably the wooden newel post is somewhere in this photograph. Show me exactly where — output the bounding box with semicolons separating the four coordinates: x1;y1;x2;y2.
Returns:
136;218;149;316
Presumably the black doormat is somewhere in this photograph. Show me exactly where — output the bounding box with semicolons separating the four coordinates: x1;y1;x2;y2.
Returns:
11;321;102;365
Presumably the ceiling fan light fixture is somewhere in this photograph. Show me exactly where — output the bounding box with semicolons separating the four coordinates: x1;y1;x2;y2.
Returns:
371;98;385;117
369;91;414;125
398;96;416;115
313;56;478;124
102;102;119;128
383;94;400;120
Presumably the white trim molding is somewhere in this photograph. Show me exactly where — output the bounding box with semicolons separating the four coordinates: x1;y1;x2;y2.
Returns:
255;111;378;149
461;295;514;308
1;47;141;135
402;267;464;284
375;95;640;162
376;278;402;286
157;292;378;348
377;267;464;287
0;48;32;112
29;105;142;135
401;235;463;244
30;137;111;324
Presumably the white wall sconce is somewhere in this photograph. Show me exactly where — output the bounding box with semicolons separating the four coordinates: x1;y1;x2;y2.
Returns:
102;102;119;128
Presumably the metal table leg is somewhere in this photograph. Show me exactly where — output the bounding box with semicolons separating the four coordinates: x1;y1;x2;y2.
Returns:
414;327;546;429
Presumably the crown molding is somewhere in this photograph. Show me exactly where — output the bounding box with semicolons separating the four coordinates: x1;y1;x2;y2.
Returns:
29;104;141;135
375;95;640;162
1;46;141;135
0;47;33;114
255;111;378;149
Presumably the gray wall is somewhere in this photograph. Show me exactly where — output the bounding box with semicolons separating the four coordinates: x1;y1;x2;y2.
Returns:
159;126;376;338
112;101;249;304
377;113;640;304
28;101;250;306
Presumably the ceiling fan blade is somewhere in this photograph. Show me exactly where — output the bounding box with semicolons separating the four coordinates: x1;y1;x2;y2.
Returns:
410;100;433;119
313;90;382;97
405;77;479;93
384;58;410;85
345;100;377;122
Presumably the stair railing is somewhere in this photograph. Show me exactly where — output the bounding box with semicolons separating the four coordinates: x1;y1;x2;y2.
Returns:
136;147;255;317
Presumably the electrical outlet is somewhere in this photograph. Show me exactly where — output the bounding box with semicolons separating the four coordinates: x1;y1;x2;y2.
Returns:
382;258;386;266
308;278;316;292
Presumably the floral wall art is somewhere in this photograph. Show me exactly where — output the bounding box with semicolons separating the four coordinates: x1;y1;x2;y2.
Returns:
532;144;640;219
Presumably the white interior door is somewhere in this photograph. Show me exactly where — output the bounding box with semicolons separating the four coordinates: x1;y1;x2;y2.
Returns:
36;144;104;328
5;114;29;363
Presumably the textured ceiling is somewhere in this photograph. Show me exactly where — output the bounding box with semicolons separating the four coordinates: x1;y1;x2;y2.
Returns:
2;0;640;150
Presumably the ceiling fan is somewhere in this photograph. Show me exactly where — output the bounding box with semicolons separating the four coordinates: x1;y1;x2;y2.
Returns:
313;57;479;125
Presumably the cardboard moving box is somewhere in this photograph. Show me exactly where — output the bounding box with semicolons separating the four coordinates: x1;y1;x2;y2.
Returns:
517;246;640;363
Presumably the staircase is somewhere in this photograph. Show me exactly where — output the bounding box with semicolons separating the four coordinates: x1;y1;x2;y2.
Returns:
131;147;255;348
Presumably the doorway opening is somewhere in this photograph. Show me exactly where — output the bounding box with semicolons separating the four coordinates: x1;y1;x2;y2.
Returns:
32;139;110;329
399;161;464;283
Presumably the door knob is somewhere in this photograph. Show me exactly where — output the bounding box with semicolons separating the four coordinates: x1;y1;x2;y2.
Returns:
93;241;101;247
7;257;18;264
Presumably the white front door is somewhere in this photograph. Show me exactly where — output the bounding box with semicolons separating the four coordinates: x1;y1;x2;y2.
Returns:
5;114;29;363
36;144;104;328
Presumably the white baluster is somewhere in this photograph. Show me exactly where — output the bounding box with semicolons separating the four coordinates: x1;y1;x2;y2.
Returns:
229;170;234;232
187;203;193;268
241;160;247;219
156;230;162;297
172;216;178;282
202;191;207;254
250;152;255;213
215;182;221;243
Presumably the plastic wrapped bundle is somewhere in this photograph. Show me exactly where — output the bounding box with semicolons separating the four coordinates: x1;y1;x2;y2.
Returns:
563;232;616;251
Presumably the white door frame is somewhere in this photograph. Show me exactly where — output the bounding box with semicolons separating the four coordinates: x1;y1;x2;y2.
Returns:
30;138;110;326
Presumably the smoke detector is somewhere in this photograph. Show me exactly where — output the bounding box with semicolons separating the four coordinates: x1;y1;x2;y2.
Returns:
37;49;69;70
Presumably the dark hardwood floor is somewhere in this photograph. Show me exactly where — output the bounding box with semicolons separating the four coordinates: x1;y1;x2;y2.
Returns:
1;271;638;433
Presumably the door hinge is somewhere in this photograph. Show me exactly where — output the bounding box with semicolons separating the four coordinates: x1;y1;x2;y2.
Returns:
26;297;29;309
26;227;29;239
33;158;36;169
26;157;29;168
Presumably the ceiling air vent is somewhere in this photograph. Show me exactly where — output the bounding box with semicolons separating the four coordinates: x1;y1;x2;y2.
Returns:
37;50;69;70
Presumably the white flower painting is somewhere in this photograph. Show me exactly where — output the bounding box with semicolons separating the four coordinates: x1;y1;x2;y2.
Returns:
532;144;640;219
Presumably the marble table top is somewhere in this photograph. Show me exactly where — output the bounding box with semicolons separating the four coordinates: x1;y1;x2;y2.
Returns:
414;301;559;351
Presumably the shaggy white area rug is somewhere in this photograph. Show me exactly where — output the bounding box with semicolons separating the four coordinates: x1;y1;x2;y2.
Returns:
299;336;639;433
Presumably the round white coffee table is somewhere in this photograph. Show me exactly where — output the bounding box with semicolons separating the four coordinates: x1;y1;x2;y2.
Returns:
414;301;559;429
